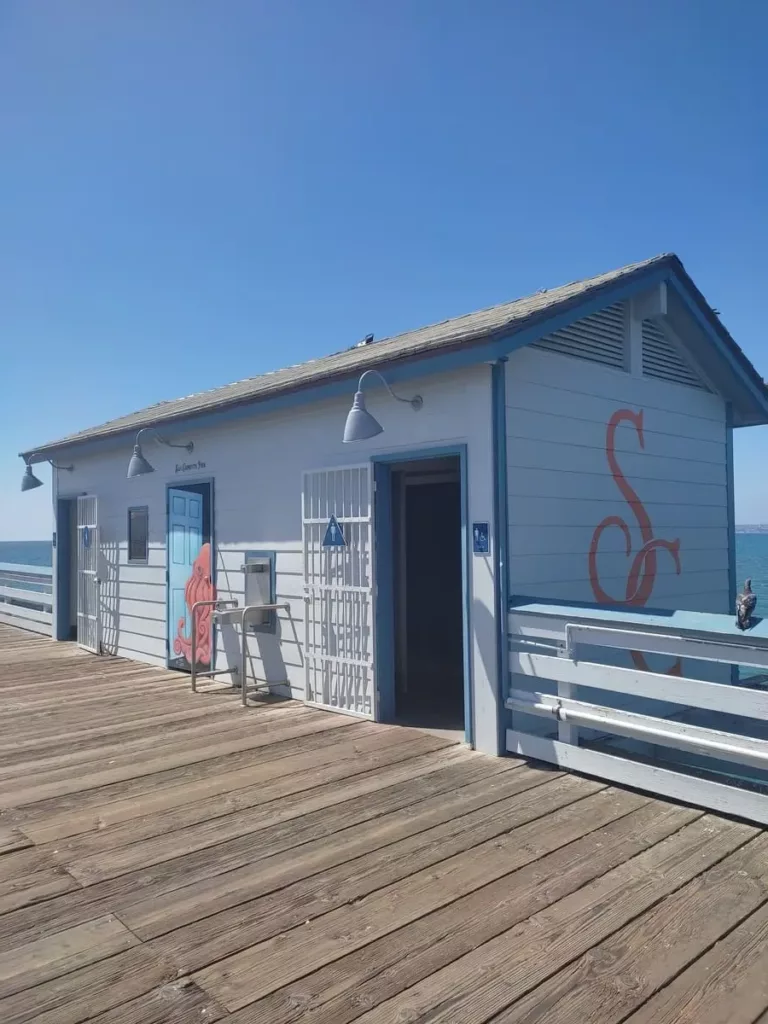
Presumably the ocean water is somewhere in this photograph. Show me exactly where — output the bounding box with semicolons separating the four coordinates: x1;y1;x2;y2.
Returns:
736;533;768;605
2;535;768;592
0;540;53;567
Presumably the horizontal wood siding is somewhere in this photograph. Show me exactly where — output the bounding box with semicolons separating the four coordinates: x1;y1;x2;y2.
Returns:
505;346;728;616
57;364;500;752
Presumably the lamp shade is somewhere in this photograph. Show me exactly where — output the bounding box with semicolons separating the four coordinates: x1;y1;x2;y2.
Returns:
127;444;154;478
21;464;43;491
343;391;383;443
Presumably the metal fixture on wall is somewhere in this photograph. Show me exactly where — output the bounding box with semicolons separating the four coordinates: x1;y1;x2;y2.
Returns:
20;455;74;492
127;427;194;478
342;369;423;443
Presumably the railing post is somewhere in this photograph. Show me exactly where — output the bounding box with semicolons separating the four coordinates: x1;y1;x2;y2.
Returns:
239;602;290;706
0;562;54;637
190;599;238;692
557;627;578;745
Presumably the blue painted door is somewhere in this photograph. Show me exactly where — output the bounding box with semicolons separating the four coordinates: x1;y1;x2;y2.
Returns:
168;488;204;669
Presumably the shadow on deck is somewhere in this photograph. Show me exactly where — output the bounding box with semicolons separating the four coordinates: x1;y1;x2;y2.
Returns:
0;623;767;1023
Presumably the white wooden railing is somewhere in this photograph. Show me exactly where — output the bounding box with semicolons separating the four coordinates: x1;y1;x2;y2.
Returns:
507;598;768;825
0;562;53;636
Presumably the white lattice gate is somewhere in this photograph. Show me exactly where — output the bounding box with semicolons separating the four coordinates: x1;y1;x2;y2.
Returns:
302;465;376;717
76;495;101;654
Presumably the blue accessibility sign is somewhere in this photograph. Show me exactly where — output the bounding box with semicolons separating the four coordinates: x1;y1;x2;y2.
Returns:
472;522;489;554
322;515;346;547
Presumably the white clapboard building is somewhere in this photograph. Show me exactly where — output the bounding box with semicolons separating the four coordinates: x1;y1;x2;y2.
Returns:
20;253;768;758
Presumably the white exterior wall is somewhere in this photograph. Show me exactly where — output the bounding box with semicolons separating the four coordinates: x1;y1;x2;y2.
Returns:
55;364;502;754
504;336;731;748
505;346;728;614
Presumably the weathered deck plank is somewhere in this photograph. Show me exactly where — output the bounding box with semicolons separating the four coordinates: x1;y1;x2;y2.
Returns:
1;623;768;1024
0;916;139;1000
622;899;768;1024
0;945;176;1024
491;832;768;1024
349;815;755;1024
231;802;700;1024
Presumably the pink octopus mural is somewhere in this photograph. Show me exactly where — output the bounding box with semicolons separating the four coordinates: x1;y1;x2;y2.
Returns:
174;542;216;666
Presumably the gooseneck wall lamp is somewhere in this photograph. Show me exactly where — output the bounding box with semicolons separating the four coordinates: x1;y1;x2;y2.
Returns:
127;427;194;478
20;456;74;492
342;369;423;443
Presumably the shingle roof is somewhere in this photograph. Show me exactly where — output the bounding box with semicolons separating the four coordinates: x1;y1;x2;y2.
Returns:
21;252;766;456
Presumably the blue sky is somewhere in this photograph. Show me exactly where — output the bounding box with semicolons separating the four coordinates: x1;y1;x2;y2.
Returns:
2;0;767;539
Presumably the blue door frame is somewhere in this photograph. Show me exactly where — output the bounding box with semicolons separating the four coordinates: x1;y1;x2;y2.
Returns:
372;446;472;746
165;479;215;671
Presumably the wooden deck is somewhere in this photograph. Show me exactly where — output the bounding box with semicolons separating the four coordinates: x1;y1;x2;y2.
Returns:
1;625;768;1023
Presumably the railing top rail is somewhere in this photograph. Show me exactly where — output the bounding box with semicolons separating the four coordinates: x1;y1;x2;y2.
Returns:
0;562;53;577
509;594;768;647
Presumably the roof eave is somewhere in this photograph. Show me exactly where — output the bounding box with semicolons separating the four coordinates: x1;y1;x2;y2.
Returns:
22;258;678;463
663;265;768;427
21;253;768;460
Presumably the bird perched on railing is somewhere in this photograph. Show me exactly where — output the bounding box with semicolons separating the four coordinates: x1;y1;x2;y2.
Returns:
736;578;757;631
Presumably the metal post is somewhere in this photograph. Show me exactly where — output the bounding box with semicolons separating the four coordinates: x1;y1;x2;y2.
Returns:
190;599;238;691
239;602;290;706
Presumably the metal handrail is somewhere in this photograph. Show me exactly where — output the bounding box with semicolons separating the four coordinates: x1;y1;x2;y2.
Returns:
190;599;239;691
564;622;768;671
238;603;289;705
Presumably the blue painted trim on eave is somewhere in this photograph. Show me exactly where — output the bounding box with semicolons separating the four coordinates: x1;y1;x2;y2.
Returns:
491;359;509;755
667;272;768;420
25;266;673;466
725;403;738;684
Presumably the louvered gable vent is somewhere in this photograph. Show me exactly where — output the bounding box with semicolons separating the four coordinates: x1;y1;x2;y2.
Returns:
642;319;709;391
532;302;627;370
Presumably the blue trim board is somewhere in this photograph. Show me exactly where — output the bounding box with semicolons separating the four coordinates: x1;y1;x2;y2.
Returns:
372;445;473;745
165;478;215;670
371;444;470;466
458;445;472;746
726;403;738;684
726;403;737;609
491;358;509;754
164;486;170;665
372;462;395;723
25;267;676;466
667;272;768;418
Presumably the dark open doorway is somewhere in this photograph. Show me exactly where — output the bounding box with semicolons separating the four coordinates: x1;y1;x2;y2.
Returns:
389;456;465;734
54;497;78;641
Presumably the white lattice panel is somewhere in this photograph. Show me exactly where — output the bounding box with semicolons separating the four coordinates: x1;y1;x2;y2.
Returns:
302;465;375;716
77;494;100;654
